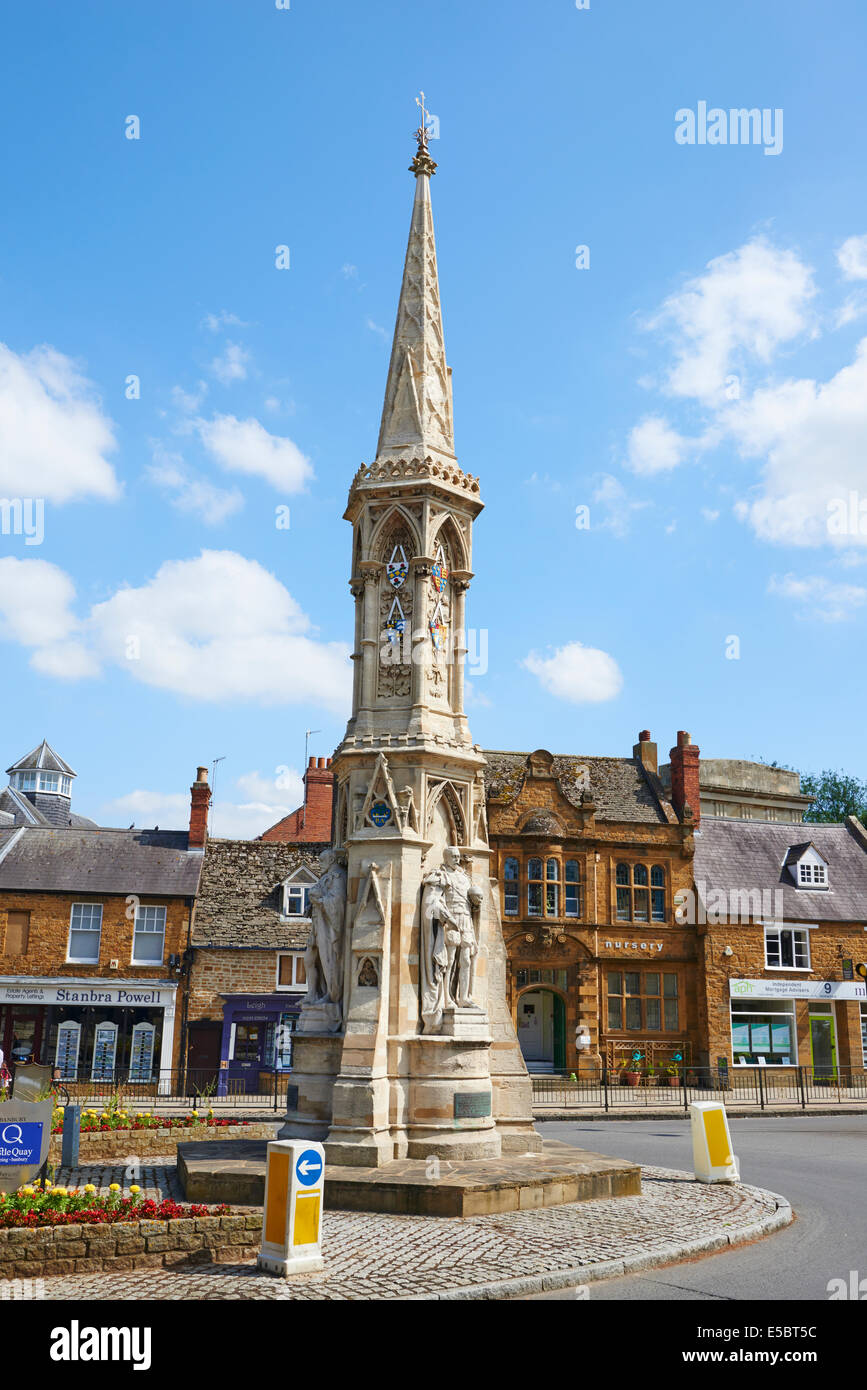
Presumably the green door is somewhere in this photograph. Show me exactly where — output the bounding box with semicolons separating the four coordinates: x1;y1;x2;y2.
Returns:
809;1015;837;1079
553;993;566;1071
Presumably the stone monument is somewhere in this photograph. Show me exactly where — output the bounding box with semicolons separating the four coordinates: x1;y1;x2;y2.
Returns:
280;101;542;1167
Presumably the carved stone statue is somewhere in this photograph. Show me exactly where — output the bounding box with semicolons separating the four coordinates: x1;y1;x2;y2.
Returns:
304;850;347;1010
420;846;483;1032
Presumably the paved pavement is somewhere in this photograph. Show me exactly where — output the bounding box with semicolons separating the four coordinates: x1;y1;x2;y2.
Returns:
524;1116;866;1300
8;1159;786;1301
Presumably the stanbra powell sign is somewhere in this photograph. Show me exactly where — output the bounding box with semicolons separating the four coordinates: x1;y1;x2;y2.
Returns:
730;978;867;1001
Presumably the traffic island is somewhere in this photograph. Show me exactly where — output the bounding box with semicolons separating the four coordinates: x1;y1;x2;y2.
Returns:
22;1165;793;1300
177;1137;641;1216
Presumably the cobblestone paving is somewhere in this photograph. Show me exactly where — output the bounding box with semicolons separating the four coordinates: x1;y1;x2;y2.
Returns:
11;1165;784;1301
54;1157;183;1203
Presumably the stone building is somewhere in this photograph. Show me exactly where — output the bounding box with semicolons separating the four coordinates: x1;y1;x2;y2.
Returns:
186;837;329;1095
694;817;867;1076
660;757;812;824
486;732;701;1076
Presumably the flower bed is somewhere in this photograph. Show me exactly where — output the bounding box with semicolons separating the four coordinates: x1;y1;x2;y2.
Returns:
47;1118;278;1165
0;1182;226;1229
50;1107;253;1135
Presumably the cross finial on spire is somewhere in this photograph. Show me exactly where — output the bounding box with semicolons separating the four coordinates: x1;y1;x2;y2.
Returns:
410;90;438;178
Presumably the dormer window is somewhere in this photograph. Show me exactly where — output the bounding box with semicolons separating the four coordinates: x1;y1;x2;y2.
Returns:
784;843;830;890
281;867;318;918
798;862;826;887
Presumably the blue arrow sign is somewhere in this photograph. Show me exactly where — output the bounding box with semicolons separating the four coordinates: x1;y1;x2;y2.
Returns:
295;1148;324;1186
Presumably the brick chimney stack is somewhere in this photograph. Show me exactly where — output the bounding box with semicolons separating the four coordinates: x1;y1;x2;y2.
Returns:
301;756;334;838
668;731;700;827
189;766;211;849
633;729;658;776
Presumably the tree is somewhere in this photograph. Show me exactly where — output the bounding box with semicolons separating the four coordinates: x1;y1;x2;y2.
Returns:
799;769;867;827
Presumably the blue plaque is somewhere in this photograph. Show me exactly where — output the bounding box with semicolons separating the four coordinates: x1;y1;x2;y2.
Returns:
370;801;392;827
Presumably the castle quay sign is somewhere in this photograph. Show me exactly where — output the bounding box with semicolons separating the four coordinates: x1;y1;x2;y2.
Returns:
730;978;867;1001
0;981;176;1007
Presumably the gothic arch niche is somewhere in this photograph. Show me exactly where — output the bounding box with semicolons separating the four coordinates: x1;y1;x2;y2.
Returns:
429;512;468;572
336;782;349;848
375;509;416;702
426;779;467;851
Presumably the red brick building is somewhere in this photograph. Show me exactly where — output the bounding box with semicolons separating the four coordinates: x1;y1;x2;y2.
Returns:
260;758;334;842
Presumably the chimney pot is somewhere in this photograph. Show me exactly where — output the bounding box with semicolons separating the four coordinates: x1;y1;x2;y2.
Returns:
308;756;315;768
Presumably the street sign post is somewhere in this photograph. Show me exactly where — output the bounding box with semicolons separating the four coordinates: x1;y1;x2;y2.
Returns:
689;1100;740;1184
257;1139;325;1277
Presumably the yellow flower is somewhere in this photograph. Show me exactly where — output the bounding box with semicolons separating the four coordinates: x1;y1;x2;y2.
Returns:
129;1185;140;1195
108;1183;120;1192
51;1186;67;1196
20;1186;34;1196
83;1184;96;1194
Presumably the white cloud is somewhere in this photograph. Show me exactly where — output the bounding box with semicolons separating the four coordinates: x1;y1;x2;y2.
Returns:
147;445;243;525
522;641;623;704
209;341;251;384
366;319;388;340
701;508;721;522
171;382;208;413
625;417;691;475
197;414;313;492
201;311;248;333
768;572;867;622
730;337;867;547
103;766;305;839
836;235;867;281
589;473;649;537
0;344;119;503
648;238;816;404
0;551;351;711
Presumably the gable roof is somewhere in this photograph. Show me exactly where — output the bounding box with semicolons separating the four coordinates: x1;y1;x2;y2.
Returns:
483;751;676;825
0;828;203;896
193;838;329;949
695;818;867;922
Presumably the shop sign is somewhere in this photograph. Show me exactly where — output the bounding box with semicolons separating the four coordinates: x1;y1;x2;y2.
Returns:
0;983;174;1007
603;940;664;953
0;1101;53;1193
730;978;867;1001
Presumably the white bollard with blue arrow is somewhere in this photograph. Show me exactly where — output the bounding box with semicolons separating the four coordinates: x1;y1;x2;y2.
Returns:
257;1139;325;1277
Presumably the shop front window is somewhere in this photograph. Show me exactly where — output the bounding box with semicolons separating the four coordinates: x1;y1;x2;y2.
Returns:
731;1001;797;1066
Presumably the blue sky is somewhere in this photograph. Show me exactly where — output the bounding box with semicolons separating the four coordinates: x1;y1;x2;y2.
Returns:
1;0;866;835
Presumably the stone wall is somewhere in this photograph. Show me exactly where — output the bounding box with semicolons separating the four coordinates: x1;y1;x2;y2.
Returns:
0;1213;262;1278
48;1121;279;1164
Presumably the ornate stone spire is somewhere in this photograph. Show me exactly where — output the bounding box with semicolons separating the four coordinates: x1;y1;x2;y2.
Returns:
376;96;455;462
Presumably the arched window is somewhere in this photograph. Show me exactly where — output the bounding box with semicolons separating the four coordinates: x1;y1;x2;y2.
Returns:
565;860;581;917
545;858;560;916
527;858;543;917
503;857;519;916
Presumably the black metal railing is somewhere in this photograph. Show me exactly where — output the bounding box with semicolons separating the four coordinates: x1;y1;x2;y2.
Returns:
35;1068;294;1112
531;1066;867;1111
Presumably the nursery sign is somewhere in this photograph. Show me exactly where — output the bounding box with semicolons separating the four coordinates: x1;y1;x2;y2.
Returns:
0;1101;53;1192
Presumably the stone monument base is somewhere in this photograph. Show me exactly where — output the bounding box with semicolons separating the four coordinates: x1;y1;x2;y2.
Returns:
177;1137;641;1217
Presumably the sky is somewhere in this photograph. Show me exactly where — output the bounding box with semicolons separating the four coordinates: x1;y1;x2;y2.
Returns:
1;0;866;836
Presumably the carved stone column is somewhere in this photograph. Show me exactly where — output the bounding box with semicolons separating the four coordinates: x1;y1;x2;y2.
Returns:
358;561;383;720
